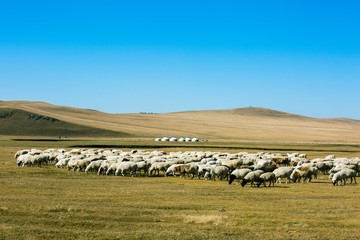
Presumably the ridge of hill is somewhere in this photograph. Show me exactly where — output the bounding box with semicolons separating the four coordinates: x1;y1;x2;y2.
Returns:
1;100;360;143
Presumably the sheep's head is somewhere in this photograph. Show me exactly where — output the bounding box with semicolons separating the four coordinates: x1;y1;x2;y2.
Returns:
228;175;236;185
240;179;249;187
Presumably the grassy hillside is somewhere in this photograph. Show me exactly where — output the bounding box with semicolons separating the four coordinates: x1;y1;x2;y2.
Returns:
1;100;360;143
0;108;130;137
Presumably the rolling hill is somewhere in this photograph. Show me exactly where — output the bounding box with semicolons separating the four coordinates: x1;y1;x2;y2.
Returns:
1;100;360;143
0;107;129;138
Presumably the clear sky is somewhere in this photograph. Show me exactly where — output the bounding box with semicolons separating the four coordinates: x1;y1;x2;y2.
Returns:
1;0;359;119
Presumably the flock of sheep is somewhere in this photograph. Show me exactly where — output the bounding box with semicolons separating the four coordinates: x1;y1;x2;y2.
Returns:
14;148;359;187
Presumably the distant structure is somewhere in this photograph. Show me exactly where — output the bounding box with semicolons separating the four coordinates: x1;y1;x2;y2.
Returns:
154;136;204;142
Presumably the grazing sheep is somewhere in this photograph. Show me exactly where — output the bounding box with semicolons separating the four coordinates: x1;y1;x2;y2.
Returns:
197;164;212;179
209;165;231;181
74;159;91;172
97;159;117;175
330;164;358;174
136;161;151;176
332;170;348;186
228;169;252;185
290;165;317;183
85;160;103;174
149;162;172;176
240;170;264;187
256;172;276;187
331;168;357;186
273;167;294;184
165;164;199;179
165;164;182;177
16;154;31;167
181;164;199;179
14;149;30;160
115;162;138;176
17;154;49;167
315;160;333;174
55;158;70;168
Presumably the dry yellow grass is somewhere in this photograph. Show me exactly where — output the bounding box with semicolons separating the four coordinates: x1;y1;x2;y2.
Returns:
1;100;360;143
1;139;360;240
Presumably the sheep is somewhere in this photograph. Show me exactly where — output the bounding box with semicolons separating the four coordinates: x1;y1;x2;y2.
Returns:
85;160;103;174
197;164;212;179
332;168;357;186
253;159;271;171
240;170;264;187
165;164;182;177
271;156;290;166
149;162;172;176
105;162;118;176
97;159;117;175
256;172;276;187
165;164;199;179
290;165;317;183
14;149;30;160
209;165;231;181
290;169;306;183
330;164;358;174
332;170;348;186
273;167;294;184
115;162;138;176
16;154;31;167
316;160;334;174
73;159;91;172
136;161;151;176
17;154;49;167
55;158;70;168
221;159;242;171
67;157;83;171
182;164;199;179
228;169;252;185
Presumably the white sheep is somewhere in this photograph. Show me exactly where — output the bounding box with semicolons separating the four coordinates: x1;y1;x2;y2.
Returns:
240;170;264;187
148;162;172;176
164;164;182;177
85;160;103;174
14;149;30;160
209;165;230;181
98;159;117;175
332;169;357;186
256;172;276;187
115;162;138;176
136;161;151;176
228;169;252;185
55;158;70;168
273;167;294;184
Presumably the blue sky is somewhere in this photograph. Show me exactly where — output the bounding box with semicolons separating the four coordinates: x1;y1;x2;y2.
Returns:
1;1;359;119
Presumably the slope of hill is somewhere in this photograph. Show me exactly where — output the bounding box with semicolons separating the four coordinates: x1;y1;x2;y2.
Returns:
0;107;129;137
1;100;360;143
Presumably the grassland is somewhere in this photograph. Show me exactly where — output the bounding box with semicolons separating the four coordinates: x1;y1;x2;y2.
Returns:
1;138;360;240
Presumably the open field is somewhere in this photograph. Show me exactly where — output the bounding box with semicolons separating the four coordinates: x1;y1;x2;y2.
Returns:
1;138;360;240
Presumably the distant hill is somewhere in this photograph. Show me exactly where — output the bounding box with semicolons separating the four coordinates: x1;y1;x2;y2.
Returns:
0;108;129;137
1;101;360;143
